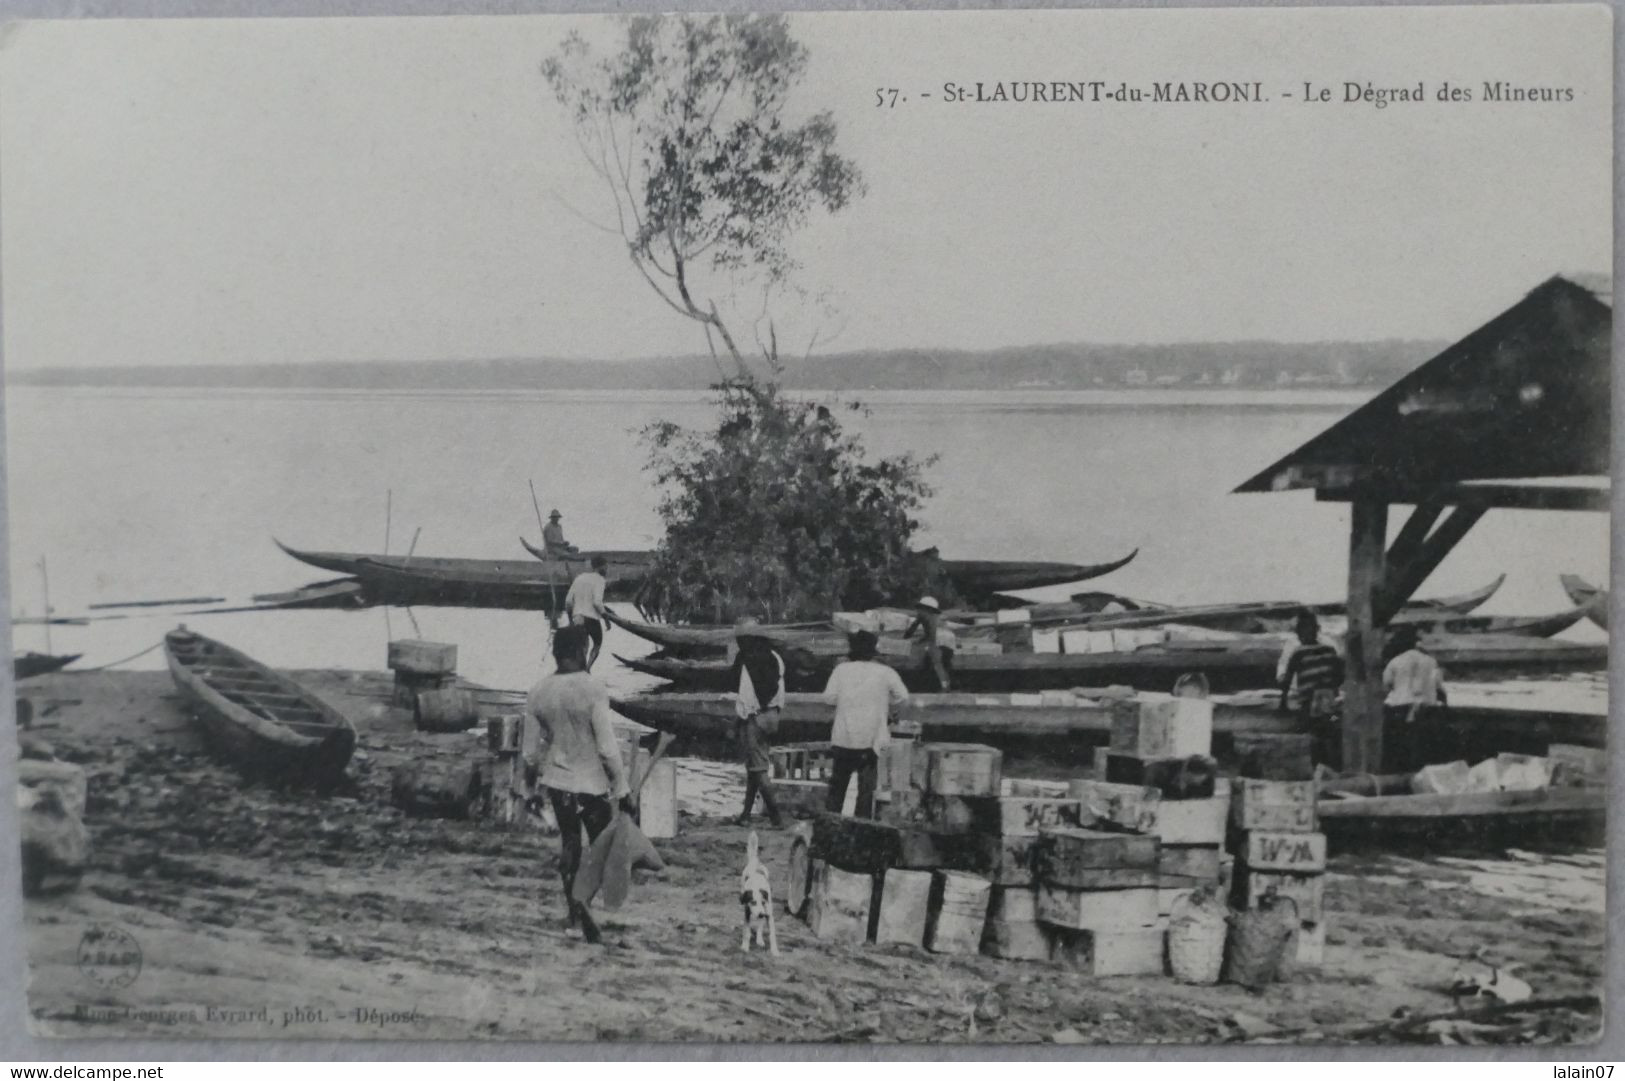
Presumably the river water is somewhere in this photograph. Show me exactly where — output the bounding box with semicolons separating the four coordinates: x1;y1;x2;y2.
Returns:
3;385;1608;701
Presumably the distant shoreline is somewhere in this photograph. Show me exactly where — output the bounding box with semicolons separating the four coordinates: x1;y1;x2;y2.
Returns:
3;338;1446;394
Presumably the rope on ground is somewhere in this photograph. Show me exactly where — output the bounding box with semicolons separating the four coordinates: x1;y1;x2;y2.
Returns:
77;640;166;671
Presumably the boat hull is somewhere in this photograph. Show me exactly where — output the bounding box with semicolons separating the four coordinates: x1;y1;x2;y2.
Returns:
617;632;1606;695
1317;787;1606;851
1559;574;1609;631
164;629;356;789
14;653;81;681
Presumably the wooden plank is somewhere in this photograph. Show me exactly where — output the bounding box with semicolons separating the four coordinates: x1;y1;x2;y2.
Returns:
1036;884;1161;932
1241;831;1327;873
1318;482;1610;513
874;868;933;947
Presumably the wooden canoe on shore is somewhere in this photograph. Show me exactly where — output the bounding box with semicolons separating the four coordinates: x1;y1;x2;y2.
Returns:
617;632;1606;695
611;690;1604;761
164;627;355;789
608;577;1518;659
1560;574;1608;631
13;653;82;680
1316;776;1605;850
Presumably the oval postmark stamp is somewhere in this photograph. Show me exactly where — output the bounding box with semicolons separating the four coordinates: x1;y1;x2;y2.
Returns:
77;924;142;989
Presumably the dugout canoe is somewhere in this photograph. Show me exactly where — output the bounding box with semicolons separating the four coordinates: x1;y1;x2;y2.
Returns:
525;538;1139;596
610;690;1604;762
13;653;81;681
602;609;838;656
617;631;1606;695
164;627;355;789
1315;776;1605;851
275;540;644;610
1559;574;1608;631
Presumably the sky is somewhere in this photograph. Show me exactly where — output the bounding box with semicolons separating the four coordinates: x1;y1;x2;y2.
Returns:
0;6;1611;370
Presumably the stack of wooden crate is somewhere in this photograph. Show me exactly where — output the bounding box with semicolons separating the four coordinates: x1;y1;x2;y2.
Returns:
387;639;457;708
1029;694;1226;975
805;742;1077;954
1226;734;1325;965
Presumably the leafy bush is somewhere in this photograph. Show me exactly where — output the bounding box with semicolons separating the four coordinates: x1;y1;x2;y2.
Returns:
636;380;937;623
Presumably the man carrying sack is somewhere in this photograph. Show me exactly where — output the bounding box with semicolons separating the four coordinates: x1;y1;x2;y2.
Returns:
731;616;786;828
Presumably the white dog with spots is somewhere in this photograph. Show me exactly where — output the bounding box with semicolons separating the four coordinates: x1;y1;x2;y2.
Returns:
739;831;779;955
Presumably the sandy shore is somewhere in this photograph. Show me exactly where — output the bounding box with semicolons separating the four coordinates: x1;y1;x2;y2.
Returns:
15;669;1605;1045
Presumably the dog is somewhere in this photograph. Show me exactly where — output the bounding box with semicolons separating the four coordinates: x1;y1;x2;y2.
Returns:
739;831;779;955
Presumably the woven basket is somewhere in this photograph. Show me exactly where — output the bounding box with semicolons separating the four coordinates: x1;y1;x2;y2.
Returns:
1222;893;1298;989
1167;886;1227;985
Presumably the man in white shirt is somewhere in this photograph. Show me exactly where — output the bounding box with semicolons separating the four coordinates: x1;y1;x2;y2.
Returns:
1381;625;1447;771
563;556;610;671
821;630;909;818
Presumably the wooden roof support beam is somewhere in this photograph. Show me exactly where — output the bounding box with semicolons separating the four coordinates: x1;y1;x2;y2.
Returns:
1343;499;1389;776
1319;483;1609;513
1377;505;1488;625
1384;502;1445;577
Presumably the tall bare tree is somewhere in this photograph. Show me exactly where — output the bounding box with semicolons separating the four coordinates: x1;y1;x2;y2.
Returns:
544;14;863;380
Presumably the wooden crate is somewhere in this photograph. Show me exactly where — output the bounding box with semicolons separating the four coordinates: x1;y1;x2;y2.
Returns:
770;743;834;781
897;793;1084;836
811;813;998;875
1158;843;1223;880
774;778;831;819
911;743;1002;797
1231;735;1315;782
1069;779;1161;833
1240;831;1327;873
1152;792;1230;846
1233;868;1326;921
808;861;874;945
1036;828;1159;890
1549;743;1607;788
926;872;992;955
1230;778;1318;832
983;886;1050;961
387;639;457;676
874;868;933;947
1049;927;1166;977
1109;694;1213;758
1036;884;1161;933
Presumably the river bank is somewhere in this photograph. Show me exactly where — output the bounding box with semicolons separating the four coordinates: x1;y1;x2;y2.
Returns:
17;668;1605;1045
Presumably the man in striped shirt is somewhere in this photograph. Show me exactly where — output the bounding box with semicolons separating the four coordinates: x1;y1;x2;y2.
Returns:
1277;611;1344;764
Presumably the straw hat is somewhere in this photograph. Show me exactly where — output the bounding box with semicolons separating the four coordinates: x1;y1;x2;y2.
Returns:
548;509;562;521
917;596;940;612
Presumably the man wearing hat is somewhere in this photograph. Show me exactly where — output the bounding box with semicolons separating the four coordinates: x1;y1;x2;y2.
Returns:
542;509;580;556
731;617;786;827
1381;624;1447;772
903;596;957;692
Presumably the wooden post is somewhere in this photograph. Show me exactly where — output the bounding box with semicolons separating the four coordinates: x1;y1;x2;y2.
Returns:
1342;500;1388;774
